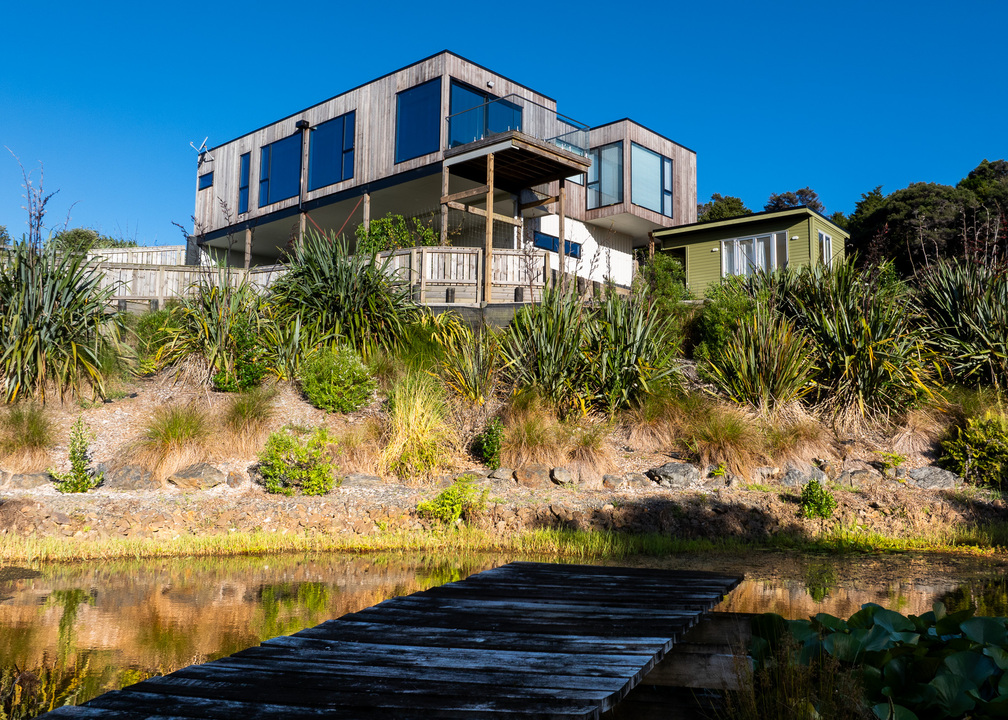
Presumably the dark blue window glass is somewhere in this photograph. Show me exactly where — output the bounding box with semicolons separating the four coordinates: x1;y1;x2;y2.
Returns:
309;111;355;191
395;78;441;163
238;153;250;214
449;80;522;148
533;231;580;258
258;133;301;207
198;171;213;190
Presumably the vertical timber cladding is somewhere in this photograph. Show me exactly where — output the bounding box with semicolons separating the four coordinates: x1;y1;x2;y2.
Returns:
582;119;698;226
197;52;559;240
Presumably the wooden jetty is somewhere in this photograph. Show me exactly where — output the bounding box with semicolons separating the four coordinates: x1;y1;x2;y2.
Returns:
42;562;742;719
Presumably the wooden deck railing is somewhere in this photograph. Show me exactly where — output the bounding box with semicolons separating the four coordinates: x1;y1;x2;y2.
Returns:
95;247;549;307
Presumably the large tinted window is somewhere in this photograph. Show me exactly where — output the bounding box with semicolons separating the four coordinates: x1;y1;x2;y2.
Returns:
198;171;213;190
238;153;250;214
395;78;441;163
587;142;623;209
630;143;673;217
449;80;521;148
259;133;301;207
309;111;355;191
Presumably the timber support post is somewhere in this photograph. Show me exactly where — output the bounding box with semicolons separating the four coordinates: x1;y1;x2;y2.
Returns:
484;152;494;304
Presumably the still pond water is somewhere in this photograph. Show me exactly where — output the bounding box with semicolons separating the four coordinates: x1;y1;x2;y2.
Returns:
2;549;1008;710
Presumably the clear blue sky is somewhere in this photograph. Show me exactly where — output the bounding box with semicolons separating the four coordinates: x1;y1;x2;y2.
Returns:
2;0;1005;245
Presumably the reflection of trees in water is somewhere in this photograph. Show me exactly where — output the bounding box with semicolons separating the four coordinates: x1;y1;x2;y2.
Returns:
941;576;1008;617
49;589;94;658
804;563;837;603
253;582;332;640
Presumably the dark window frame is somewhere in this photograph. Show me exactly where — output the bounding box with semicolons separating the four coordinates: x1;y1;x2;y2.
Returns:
587;141;624;210
198;171;213;190
258;133;302;209
630;142;674;218
308;110;356;192
238;153;250;214
533;230;582;259
395;78;442;164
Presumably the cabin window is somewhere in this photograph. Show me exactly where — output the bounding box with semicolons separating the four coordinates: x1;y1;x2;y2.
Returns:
258;133;301;208
587;141;623;209
198;171;213;190
721;232;788;277
819;231;833;267
309;111;355;191
630;143;673;217
448;79;521;147
533;230;582;259
238;153;250;214
395;78;441;163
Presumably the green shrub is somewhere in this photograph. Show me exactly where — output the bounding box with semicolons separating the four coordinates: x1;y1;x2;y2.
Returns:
211;316;267;392
692;277;755;365
471;417;503;470
257;427;336;496
800;478;837;519
354;212;437;254
706;302;814;413
382;372;455;480
299;347;376;413
132;308;173;375
0;239;122;402
940;412;1008;489
50;416;102;493
416;477;488;525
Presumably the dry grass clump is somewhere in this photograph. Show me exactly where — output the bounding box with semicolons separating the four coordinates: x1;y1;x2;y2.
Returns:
380;372;456;483
565;420;617;479
331;418;383;476
764;411;833;466
132;402;211;482
680;402;766;477
891;407;946;460
0;404;53;472
623;389;706;453
499;392;569;469
219;385;277;456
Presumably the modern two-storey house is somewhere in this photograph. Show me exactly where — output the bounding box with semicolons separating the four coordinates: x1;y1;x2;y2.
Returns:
192;51;697;299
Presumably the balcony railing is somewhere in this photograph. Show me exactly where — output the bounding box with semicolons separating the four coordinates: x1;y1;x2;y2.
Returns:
446;94;590;158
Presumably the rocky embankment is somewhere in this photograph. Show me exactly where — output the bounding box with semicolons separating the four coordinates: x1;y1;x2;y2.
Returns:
2;456;1004;546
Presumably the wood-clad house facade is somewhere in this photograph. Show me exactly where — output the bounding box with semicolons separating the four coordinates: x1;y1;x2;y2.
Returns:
192;51;697;292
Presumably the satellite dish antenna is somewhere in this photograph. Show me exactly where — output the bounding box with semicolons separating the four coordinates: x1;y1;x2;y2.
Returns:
190;137;214;163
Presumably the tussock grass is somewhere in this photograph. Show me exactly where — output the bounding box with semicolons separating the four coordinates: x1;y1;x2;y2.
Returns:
132;403;211;481
500;392;569;468
331;418;383;476
680;402;767;477
220;385;277;456
381;372;456;481
566;421;617;478
0;404;53;472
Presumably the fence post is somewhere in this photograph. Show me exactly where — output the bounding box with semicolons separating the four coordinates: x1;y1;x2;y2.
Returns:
420;247;427;304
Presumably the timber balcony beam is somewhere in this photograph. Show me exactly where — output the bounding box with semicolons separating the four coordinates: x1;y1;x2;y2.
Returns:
445;201;522;227
519;195;560;212
440;185;491;205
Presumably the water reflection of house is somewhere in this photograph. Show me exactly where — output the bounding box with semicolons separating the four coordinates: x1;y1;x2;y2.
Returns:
191;51;697;296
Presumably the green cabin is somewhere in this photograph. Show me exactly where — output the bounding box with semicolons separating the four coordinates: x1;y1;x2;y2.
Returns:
652;207;848;296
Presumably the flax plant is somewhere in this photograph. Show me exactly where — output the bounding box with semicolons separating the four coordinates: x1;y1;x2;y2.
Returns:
0;240;121;402
436;323;500;407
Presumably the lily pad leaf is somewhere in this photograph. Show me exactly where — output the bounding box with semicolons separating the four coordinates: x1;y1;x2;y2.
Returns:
961;616;1008;646
873;701;920;720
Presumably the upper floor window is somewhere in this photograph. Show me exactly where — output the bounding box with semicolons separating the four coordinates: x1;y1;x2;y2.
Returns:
238;153;250;214
587;142;623;210
448;80;521;148
259;133;301;208
722;232;788;277
395;78;441;163
309;111;355;191
630;143;673;217
198;171;213;190
819;231;833;267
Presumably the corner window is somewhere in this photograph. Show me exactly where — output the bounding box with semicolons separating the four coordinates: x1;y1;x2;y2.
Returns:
198;171;213;190
819;231;833;267
630;143;673;217
533;230;581;259
238;153;250;214
448;80;521;148
258;133;301;208
587;141;623;210
722;233;788;277
309;111;355;191
395;78;441;163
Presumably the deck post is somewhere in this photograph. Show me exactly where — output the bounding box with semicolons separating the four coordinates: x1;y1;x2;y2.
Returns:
363;192;371;238
244;228;252;271
484;153;494;304
440;165;449;246
298;212;307;246
558;184;566;292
